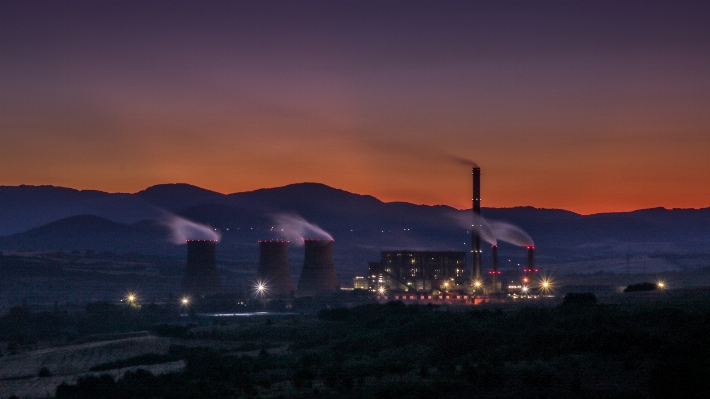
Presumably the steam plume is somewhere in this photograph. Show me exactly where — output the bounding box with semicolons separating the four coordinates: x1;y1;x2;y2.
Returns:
272;213;332;244
488;220;534;247
162;214;220;244
450;212;497;246
450;212;533;247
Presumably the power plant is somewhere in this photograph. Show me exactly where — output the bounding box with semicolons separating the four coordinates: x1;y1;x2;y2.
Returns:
257;240;294;296
181;240;222;297
175;164;541;303
365;164;544;301
296;239;339;297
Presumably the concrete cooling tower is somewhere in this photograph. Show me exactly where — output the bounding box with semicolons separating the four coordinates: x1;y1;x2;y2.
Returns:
181;240;222;297
296;239;339;297
257;240;295;296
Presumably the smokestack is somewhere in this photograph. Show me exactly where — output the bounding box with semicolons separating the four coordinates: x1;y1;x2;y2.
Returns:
471;167;482;282
257;240;294;296
296;239;338;297
523;245;537;285
490;245;500;293
182;240;222;297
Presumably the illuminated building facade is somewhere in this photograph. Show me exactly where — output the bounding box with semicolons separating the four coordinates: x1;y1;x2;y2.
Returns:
368;251;466;292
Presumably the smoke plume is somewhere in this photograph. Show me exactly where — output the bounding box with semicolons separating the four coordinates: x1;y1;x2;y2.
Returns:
163;214;220;244
272;213;333;244
446;154;478;168
450;212;533;247
366;139;477;168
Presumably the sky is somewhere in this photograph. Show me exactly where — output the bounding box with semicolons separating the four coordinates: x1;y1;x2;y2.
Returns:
1;1;709;214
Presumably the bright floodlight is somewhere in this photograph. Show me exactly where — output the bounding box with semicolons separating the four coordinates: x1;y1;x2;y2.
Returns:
474;280;482;288
127;293;137;304
254;280;267;297
521;286;529;293
181;297;190;305
657;281;665;289
377;286;387;295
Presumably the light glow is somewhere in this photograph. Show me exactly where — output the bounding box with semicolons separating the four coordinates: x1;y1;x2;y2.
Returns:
254;280;268;297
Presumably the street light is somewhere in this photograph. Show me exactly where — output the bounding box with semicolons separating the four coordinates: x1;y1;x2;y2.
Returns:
181;297;190;306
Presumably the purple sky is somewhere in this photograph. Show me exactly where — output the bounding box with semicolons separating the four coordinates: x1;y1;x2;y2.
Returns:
2;1;709;213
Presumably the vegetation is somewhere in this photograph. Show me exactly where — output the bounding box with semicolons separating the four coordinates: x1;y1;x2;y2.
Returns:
624;282;658;292
41;299;710;399
89;350;182;372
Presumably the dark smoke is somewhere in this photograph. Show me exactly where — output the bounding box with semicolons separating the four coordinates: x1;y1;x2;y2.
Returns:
366;139;477;168
446;154;478;168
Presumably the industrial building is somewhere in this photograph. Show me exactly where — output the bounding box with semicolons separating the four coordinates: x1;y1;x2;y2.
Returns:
367;251;466;292
352;276;369;290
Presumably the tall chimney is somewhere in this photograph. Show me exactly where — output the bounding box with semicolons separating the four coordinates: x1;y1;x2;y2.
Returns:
257;240;294;296
296;239;338;297
524;246;536;285
490;245;500;293
182;240;222;297
471;167;482;282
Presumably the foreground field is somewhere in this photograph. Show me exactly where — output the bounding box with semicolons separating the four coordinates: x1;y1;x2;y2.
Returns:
2;288;709;399
0;336;178;398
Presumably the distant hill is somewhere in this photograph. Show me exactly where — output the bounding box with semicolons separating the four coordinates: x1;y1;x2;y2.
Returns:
135;183;228;211
0;215;177;255
1;183;709;276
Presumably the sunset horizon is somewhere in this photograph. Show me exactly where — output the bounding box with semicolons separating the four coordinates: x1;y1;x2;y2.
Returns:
2;1;709;216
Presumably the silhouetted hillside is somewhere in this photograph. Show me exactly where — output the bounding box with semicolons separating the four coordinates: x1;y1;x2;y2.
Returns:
135;183;228;212
1;183;709;276
0;215;176;255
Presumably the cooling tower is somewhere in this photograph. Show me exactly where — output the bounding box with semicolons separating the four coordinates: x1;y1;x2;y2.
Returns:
490;245;501;293
471;167;482;281
181;240;222;297
523;245;537;284
296;239;338;297
257;240;294;296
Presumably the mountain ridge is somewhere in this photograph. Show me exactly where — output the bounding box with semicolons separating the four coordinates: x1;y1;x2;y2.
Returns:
1;183;709;275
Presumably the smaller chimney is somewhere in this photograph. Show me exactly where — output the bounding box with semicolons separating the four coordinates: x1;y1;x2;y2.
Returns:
523;246;536;285
490;245;500;293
